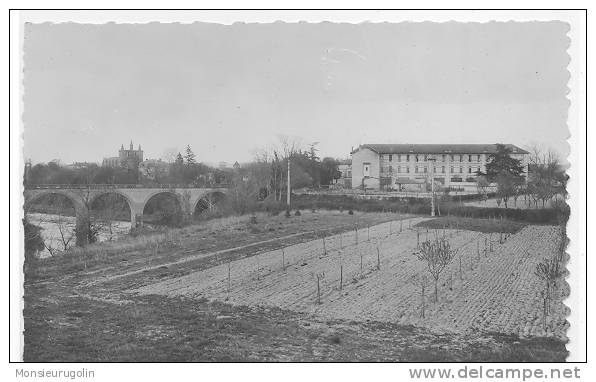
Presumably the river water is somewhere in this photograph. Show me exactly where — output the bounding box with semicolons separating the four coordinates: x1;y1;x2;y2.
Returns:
26;213;132;258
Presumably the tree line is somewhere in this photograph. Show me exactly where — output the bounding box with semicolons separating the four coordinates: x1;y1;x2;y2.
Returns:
475;143;567;209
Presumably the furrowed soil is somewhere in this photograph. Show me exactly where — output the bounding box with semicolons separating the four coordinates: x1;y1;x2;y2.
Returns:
23;211;568;361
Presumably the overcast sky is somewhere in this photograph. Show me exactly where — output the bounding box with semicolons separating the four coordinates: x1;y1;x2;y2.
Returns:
23;21;570;165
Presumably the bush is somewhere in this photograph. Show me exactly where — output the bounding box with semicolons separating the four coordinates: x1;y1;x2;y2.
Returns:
449;192;497;202
23;218;44;261
294;210;301;216
442;204;569;225
292;194;430;214
292;193;568;225
348;210;354;215
263;196;285;216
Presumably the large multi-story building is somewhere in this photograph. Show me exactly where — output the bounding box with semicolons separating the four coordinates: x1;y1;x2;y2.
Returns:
351;144;528;191
102;141;144;170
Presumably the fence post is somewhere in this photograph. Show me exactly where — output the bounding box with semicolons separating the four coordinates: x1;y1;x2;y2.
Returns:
360;251;363;276
459;256;463;280
490;233;493;252
317;275;321;304
377;246;381;270
227;261;231;293
340;264;343;290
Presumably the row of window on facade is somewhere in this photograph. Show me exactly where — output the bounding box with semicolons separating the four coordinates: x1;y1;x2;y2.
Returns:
379;154;483;163
380;165;481;174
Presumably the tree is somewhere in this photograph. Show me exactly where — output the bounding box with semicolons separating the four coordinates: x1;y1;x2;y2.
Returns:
409;273;430;318
184;145;196;166
496;171;521;209
475;175;490;203
93;193;129;241
169;153;185;184
307;142;320;162
162;147;179;163
413;236;457;303
535;256;565;329
139;160;169;185
485;144;525;182
320;157;341;186
485;144;525;208
526;144;567;209
23;218;45;262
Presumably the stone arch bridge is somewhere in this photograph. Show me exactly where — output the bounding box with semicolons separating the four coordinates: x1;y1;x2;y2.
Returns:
24;184;228;245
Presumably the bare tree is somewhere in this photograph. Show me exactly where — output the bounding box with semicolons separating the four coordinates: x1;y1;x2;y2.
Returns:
476;175;490;203
94;193;129;241
54;211;75;251
496;171;518;209
413;237;457;303
162;147;180;163
535;256;565;328
408;273;430;318
525;143;567;209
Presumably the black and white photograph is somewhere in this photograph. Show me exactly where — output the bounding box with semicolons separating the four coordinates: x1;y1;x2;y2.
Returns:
8;8;588;372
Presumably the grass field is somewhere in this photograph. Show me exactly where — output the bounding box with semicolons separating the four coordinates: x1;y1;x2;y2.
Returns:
23;210;568;362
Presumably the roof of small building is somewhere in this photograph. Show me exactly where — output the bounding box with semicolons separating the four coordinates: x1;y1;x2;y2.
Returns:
352;143;528;155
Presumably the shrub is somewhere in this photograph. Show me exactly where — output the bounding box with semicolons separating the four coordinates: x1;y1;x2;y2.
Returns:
23;218;44;261
294;210;301;216
292;194;430;214
442;204;568;225
348;210;354;215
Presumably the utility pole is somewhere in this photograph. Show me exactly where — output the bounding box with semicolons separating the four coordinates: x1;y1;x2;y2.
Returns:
286;157;291;208
429;157;436;217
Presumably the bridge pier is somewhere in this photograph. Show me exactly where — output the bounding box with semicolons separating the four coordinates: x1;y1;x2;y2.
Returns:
75;208;90;247
130;201;145;230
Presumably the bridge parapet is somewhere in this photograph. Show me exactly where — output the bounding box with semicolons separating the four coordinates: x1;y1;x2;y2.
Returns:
25;183;230;190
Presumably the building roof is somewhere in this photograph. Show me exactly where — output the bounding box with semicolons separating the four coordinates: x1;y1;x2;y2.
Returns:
352;144;528;155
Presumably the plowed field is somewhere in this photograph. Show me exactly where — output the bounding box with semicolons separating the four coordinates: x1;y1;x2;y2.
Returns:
134;218;568;339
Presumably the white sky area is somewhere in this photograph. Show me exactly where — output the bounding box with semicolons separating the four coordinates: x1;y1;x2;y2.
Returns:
22;21;570;165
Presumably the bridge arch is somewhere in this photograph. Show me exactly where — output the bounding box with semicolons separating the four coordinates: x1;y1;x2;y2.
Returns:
141;190;185;226
89;191;135;226
192;191;227;217
23;189;89;246
24;189;84;214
